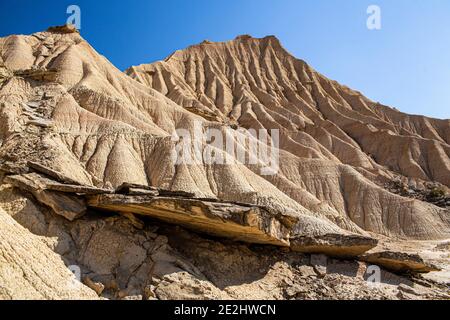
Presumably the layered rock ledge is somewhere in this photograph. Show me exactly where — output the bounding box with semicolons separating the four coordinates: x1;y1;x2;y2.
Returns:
3;163;443;276
361;251;440;273
87;193;296;246
1;164;379;258
291;234;379;258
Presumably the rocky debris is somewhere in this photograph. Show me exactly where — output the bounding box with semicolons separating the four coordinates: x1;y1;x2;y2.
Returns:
398;283;421;296
24;101;40;109
326;260;367;278
290;234;378;258
383;179;449;208
154;272;230;300
121;295;143;300
310;254;328;277
83;276;105;296
0;161;30;176
1;186;449;300
361;251;440;273
162;227;450;300
296;265;317;277
143;285;157;300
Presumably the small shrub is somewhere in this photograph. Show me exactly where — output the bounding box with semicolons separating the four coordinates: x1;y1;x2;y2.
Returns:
428;188;446;199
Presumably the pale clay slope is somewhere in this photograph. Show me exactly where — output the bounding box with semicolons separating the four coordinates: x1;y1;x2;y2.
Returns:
0;26;449;300
0;28;448;241
0;207;98;299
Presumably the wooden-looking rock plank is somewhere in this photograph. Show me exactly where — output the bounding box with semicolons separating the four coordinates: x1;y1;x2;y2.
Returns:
28;161;82;185
361;251;440;273
290;234;378;258
5;172;111;195
87;194;295;247
116;182;159;196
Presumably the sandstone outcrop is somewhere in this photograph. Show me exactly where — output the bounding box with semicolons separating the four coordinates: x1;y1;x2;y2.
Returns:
87;193;296;246
2;167;378;256
0;27;447;242
290;234;378;258
361;251;440;273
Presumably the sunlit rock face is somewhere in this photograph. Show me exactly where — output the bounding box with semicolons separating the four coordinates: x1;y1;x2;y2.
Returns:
0;26;449;300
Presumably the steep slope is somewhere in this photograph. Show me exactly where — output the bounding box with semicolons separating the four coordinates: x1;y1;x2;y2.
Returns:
0;25;449;300
0;206;98;299
0;27;448;241
127;35;450;240
0;25;362;247
127;35;450;188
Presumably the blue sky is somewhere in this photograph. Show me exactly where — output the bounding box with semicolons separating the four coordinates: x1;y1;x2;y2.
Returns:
1;0;449;119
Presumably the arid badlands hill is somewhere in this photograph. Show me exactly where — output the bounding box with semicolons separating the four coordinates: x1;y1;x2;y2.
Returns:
0;25;449;300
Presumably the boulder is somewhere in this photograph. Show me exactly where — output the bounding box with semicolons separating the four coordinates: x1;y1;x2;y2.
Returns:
361;251;440;273
291;234;378;258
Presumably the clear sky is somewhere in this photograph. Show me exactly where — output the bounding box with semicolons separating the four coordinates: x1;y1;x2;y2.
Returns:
1;0;449;119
